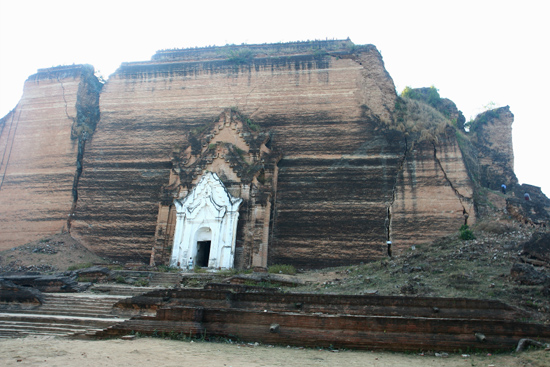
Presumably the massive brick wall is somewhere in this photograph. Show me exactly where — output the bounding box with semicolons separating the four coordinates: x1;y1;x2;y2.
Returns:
69;41;477;266
72;41;408;265
1;41;485;267
470;106;516;191
391;132;476;252
270;122;405;267
0;65;100;250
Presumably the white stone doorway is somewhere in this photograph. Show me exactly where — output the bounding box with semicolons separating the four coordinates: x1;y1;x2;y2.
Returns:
170;172;242;270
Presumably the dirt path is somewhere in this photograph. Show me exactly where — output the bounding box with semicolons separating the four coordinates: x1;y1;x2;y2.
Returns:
1;336;548;367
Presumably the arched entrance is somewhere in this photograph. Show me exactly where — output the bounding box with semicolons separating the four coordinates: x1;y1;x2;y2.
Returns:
170;172;242;269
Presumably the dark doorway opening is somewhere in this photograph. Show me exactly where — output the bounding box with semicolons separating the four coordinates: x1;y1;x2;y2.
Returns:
196;241;211;267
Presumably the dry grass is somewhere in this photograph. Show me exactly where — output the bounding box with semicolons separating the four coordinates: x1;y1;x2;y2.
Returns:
392;97;452;145
0;232;108;273
287;225;550;324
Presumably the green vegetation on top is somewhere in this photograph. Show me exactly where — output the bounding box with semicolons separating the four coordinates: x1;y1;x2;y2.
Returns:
464;108;500;132
226;49;254;65
401;85;442;108
393;96;449;144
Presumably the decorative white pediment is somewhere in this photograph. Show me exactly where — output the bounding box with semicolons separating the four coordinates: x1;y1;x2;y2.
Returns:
171;172;242;269
177;172;241;220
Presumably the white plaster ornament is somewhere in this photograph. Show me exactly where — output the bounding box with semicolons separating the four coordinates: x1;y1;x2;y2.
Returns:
170;172;242;269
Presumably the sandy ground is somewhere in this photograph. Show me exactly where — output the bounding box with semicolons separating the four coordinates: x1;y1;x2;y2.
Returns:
1;336;549;367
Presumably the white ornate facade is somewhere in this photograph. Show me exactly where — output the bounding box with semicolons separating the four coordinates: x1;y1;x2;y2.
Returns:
170;172;242;269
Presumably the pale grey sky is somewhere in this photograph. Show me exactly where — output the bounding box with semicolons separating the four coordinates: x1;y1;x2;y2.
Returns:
1;0;548;195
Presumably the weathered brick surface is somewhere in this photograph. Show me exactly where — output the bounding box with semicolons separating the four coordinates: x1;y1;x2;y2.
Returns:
1;274;80;292
1;41;486;267
470;107;516;191
0;68;79;248
72;41;406;265
103;289;549;351
113;288;522;321
70;41;477;266
0;65;100;250
391;135;476;252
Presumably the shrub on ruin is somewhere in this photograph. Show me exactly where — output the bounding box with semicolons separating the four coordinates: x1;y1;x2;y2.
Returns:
134;278;150;287
157;264;179;273
459;224;475;240
226;49;254;65
268;264;297;275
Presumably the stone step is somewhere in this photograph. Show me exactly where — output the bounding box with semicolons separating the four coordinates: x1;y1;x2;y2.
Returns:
149;284;177;287
42;294;127;302
0;313;123;324
42;301;114;310
26;293;129;318
38;305;114;312
40;300;116;307
151;273;182;279
11;309;119;318
0;330;64;338
0;313;125;339
39;301;116;308
149;279;181;287
90;284;159;296
0;292;130;339
0;328;92;338
41;297;121;304
41;299;116;306
0;322;91;333
39;305;118;313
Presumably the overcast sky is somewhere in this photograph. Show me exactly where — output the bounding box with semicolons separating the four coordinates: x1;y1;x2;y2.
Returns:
1;0;548;195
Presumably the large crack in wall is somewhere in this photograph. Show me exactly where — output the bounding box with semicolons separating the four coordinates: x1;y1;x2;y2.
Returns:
385;137;408;254
67;138;86;230
57;77;76;123
66;67;102;230
56;75;79;230
432;142;470;225
0;109;21;191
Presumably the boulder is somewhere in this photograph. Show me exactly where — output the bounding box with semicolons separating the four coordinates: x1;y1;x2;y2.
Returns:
1;274;81;292
0;279;43;310
510;263;548;285
74;265;112;282
521;232;550;265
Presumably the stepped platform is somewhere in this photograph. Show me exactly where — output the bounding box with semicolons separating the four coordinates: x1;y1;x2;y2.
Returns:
0;292;130;339
0;313;123;338
98;288;550;351
90;284;160;297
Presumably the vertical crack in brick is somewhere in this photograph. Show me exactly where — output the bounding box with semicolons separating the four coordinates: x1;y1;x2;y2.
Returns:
67;137;86;230
386;137;409;244
0;109;22;191
66;68;102;231
57;77;76;123
432;143;470;224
